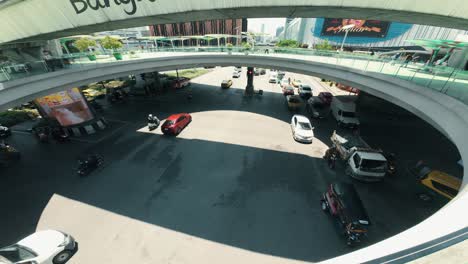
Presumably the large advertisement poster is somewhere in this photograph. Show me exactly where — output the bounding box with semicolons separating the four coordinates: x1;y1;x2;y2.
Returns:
321;18;390;38
35;88;94;127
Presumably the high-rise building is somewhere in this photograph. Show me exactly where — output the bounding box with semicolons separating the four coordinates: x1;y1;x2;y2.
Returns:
276;26;284;37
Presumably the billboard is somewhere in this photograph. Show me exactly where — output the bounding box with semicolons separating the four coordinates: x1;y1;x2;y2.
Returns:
321;18;390;38
35;88;94;127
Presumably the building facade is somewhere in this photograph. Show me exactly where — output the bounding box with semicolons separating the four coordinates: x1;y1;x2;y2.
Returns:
150;19;247;37
281;18;468;50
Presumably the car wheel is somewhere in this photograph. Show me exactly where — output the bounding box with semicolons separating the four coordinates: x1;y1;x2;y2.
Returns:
53;250;73;264
345;165;352;176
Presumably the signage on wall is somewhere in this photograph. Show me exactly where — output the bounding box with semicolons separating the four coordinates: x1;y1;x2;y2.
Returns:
321;18;390;38
69;0;157;15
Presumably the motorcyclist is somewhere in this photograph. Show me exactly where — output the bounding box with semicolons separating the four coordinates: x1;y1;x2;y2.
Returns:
324;147;338;169
148;114;160;124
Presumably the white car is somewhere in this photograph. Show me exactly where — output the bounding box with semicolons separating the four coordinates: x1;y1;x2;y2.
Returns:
268;73;278;83
0;230;78;264
291;115;314;143
280;79;289;88
232;71;241;78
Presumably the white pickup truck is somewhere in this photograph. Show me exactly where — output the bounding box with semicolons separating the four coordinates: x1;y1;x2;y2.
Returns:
331;131;388;182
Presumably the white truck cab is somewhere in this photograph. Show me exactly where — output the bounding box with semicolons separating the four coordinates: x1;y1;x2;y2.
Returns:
331;131;388;182
347;150;388;182
331;97;360;127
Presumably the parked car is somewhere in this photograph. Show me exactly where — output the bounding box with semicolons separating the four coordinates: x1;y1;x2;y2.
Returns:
232;71;241;78
318;92;333;105
234;66;242;72
0;124;11;138
254;68;261;76
221;79;233;88
410;162;461;200
298;84;313;99
0;230;78;264
321;182;370;246
292;79;302;87
306;97;330;118
161;113;192;135
280;79;289;88
290;115;314;143
282;85;295;96
259;68;266;75
286;95;302;111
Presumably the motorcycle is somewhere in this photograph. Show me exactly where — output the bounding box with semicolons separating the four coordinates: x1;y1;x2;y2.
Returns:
148;119;160;130
324;147;338;169
77;154;104;177
51;128;70;142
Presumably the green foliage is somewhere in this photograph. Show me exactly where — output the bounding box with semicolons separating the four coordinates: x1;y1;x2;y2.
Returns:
74;38;96;52
226;43;233;49
315;39;333;50
276;39;299;48
166;68;210;79
0;109;39;127
100;36;123;50
242;42;252;50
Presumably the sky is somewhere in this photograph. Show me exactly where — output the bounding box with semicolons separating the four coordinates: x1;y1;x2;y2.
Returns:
248;18;286;35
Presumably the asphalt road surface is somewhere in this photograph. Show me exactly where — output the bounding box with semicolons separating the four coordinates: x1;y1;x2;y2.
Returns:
0;67;458;264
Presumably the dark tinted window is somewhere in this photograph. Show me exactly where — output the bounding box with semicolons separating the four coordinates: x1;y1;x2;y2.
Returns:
431;181;459;197
360;159;386;169
342;111;356;117
163;120;175;126
353;153;361;168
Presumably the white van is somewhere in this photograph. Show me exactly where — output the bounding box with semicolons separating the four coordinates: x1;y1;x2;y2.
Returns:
331;97;360;127
269;73;278;83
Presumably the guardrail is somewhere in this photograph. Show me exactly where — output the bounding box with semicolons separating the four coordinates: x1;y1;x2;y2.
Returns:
1;47;467;104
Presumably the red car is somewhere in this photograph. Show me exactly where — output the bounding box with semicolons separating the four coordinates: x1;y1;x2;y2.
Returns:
282;86;295;96
318;92;333;105
161;113;192;135
171;77;191;89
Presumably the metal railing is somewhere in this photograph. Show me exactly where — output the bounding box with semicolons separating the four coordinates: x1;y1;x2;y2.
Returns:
1;46;467;104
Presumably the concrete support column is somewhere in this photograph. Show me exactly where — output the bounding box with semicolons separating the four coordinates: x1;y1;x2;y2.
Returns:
245;66;254;96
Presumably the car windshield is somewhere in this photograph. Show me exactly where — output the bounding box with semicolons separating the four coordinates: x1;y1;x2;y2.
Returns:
342;111;356;117
301;87;311;91
163;120;175;126
0;245;37;263
321;93;332;98
298;122;312;130
360;159;387;170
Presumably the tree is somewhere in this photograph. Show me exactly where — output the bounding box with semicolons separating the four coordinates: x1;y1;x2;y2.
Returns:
315;39;333;50
242;42;252;50
74;37;96;52
100;36;123;51
276;39;299;48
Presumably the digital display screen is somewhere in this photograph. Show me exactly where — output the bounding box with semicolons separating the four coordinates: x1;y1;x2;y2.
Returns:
35;88;94;126
321;18;390;38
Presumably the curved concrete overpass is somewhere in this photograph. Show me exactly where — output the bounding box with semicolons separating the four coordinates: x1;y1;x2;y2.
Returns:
0;53;467;262
1;0;468;44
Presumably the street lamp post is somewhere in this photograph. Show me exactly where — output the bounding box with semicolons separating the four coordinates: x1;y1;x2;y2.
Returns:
340;24;355;52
